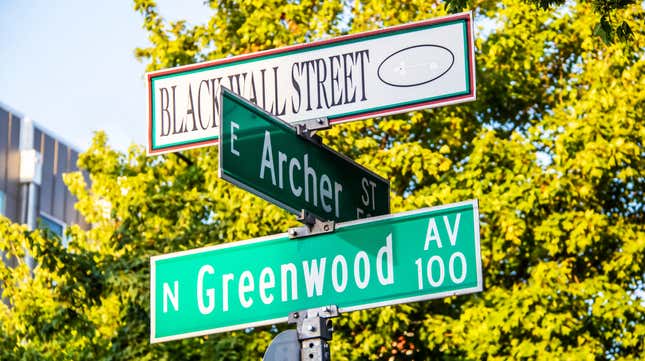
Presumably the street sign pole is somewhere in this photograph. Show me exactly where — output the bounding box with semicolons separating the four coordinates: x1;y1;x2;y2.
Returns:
288;306;338;361
263;330;299;361
263;306;339;361
147;14;481;355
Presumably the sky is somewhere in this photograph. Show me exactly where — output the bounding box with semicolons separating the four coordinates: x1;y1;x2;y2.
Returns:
0;1;212;152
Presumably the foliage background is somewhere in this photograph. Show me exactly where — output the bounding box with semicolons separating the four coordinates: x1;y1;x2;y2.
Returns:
1;0;643;359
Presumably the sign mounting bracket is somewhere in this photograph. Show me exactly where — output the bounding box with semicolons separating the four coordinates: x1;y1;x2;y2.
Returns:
289;210;335;239
287;305;340;361
287;116;335;239
293;117;330;144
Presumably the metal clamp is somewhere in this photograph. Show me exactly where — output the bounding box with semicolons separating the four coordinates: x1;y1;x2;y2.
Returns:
293;117;329;145
287;306;340;361
288;210;335;239
293;117;330;134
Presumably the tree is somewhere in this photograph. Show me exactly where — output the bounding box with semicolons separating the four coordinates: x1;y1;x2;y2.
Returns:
1;0;643;359
445;0;639;43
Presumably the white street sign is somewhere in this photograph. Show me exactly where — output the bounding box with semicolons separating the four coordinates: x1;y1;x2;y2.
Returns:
146;12;476;155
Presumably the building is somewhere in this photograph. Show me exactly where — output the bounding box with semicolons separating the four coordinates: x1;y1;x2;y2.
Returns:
0;102;88;257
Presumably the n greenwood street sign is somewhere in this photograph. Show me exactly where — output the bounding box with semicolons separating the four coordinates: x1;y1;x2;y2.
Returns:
146;12;476;155
150;200;482;343
219;88;389;222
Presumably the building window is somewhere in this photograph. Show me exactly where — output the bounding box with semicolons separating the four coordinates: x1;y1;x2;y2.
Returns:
38;213;69;248
0;191;5;216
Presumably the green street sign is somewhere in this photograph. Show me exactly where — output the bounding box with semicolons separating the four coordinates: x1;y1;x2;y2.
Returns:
150;200;482;343
219;88;389;222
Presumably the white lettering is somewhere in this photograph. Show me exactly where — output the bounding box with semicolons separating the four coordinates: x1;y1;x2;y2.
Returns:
449;252;467;283
303;154;317;206
222;273;234;311
163;281;179;313
278;152;287;189
424;218;442;250
415;258;423;290
334;182;343;218
303;258;326;297
259;267;276;304
320;174;332;212
230;122;240;156
281;263;298;301
354;251;370;289
427;255;444;287
289;158;302;197
361;178;370;206
331;255;348;292
360;178;377;210
376;233;394;285
444;214;461;246
260;130;277;185
238;270;255;308
197;265;215;314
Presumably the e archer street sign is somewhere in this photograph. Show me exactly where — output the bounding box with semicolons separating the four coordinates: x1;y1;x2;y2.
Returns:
150;200;482;343
219;88;389;222
146;12;476;154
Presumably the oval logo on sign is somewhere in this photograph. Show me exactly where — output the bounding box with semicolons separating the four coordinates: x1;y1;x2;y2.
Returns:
377;45;455;87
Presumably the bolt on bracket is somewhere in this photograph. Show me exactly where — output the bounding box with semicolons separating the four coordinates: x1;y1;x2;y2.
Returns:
293;117;329;145
288;210;335;239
